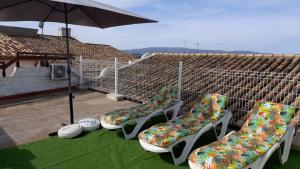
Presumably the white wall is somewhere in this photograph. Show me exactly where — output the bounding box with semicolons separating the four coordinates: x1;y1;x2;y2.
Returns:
0;67;79;97
1;60;42;78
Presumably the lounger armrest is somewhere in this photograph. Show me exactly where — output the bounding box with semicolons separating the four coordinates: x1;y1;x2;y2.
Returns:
286;125;296;136
223;110;232;118
211;110;232;139
281;125;296;144
164;99;183;120
167;99;183;110
214;110;232;126
278;125;296;164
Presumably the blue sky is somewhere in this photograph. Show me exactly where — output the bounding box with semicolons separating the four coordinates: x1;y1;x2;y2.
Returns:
1;0;300;53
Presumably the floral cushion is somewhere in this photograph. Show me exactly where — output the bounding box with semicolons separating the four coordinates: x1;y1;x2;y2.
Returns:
139;94;228;148
149;85;178;109
103;85;178;125
188;101;295;169
191;93;228;121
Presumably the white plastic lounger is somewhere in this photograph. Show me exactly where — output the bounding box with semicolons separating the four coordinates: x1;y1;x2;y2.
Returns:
189;126;295;169
139;94;231;165
101;99;183;139
101;85;183;139
188;101;296;169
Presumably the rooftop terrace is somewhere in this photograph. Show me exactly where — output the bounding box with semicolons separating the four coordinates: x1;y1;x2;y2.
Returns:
1;52;300;168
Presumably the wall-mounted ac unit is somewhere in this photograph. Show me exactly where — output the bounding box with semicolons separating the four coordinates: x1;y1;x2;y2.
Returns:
50;64;68;80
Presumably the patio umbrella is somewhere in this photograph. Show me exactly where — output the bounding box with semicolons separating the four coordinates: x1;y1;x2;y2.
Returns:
0;0;157;124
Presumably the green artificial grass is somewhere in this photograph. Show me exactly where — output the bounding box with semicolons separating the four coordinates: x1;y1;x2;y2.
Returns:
0;128;300;169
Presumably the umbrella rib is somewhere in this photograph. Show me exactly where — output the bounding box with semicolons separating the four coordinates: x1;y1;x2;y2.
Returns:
42;2;59;22
0;0;33;10
67;6;77;13
35;0;63;12
77;6;104;29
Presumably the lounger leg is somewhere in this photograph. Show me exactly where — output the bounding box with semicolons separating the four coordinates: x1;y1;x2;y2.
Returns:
163;100;183;120
251;143;280;169
169;124;214;165
249;159;261;169
122;119;145;139
170;136;195;165
280;126;295;164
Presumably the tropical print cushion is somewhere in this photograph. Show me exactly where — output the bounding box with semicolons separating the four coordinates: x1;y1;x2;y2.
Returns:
191;93;228;121
138;94;228;148
103;85;178;125
149;84;178;109
188;101;295;169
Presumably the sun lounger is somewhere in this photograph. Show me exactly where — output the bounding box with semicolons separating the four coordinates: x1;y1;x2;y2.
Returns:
188;101;296;169
138;93;231;165
101;85;183;139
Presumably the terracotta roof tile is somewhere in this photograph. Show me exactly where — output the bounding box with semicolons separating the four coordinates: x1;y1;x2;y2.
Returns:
0;32;133;61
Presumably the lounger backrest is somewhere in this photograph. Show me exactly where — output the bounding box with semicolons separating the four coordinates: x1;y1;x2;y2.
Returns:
190;93;228;121
159;85;178;107
240;101;295;140
149;85;178;108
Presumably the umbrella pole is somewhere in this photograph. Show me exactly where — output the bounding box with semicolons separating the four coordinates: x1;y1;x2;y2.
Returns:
64;3;74;124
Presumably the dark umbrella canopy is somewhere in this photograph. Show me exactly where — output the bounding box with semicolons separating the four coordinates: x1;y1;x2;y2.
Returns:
0;0;157;124
0;0;157;28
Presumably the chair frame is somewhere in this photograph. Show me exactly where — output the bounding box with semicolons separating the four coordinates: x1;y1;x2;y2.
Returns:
139;110;232;165
101;99;183;139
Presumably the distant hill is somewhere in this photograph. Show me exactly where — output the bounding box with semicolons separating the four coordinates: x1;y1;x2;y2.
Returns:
124;47;260;57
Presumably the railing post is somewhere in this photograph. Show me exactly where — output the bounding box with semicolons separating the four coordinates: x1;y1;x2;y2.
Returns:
16;60;20;67
178;61;183;100
16;53;20;67
107;57;124;101
115;57;119;94
2;68;6;77
45;55;49;67
79;56;83;88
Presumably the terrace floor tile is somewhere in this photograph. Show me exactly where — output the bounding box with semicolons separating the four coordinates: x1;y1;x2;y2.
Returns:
0;90;136;149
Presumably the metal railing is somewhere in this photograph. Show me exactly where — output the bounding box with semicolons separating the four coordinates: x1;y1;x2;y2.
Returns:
80;57;300;127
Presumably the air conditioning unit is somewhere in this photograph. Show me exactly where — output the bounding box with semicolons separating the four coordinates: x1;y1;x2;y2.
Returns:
50;64;68;80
